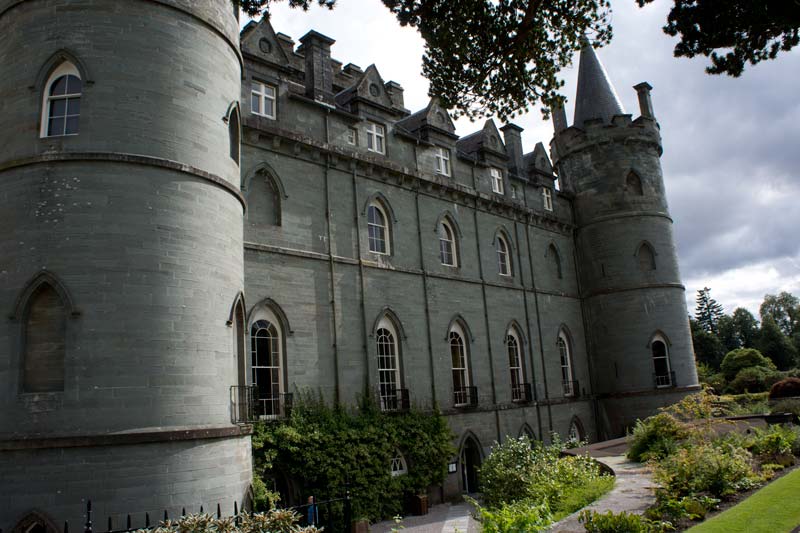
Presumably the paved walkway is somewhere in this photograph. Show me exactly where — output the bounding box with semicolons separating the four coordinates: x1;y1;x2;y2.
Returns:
371;437;656;533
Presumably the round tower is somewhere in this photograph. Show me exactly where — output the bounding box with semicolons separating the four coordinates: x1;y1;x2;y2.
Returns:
0;0;250;528
550;43;700;438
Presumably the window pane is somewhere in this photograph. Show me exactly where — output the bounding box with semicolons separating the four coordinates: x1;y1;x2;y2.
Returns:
65;116;79;135
50;76;68;96
66;75;82;94
50;99;67;118
66;97;80;115
251;93;261;114
265;85;276;97
266;98;275;117
48;117;65;136
654;357;669;376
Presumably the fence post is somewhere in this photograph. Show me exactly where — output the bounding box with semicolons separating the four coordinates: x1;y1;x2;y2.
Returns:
217;503;221;519
107;516;112;532
126;515;131;531
344;481;352;529
84;500;92;533
64;522;68;533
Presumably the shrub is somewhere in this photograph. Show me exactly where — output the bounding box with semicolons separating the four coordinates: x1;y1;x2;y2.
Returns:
627;413;688;462
653;443;760;499
660;390;714;421
747;425;799;457
646;494;719;522
471;498;552;533
770;399;800;418
579;510;669;533
149;510;320;533
769;377;800;399
720;348;775;381
552;476;615;521
726;366;780;394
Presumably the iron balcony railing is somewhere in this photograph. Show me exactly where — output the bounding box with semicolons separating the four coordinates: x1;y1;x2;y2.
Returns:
454;386;478;408
654;371;676;388
255;391;293;420
380;387;411;412
512;382;533;403
230;385;255;424
562;380;579;398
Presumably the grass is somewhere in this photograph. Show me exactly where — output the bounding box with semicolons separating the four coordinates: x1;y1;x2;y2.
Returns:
551;476;615;521
687;468;800;533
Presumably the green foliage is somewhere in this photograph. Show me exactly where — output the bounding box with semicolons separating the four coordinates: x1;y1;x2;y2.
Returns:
770;398;800;419
695;287;725;335
716;315;741;353
769;377;800;399
660;391;715;421
720;348;775;381
627;413;689;462
714;392;770;416
653;443;761;499
470;497;552;533
251;394;454;523
579;509;670;533
552;477;615;521
646;494;719;523
726;366;782;394
746;425;798;458
479;437;610;510
760;292;800;337
690;320;726;369
144;510;320;533
758;316;799;370
731;307;760;348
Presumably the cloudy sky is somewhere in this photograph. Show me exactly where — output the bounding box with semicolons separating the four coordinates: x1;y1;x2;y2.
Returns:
252;0;800;318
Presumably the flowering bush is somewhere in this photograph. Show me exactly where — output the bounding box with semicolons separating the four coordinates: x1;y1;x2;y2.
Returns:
141;510;320;533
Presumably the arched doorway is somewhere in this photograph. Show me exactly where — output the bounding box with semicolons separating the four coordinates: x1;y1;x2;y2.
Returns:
460;435;482;493
11;511;58;533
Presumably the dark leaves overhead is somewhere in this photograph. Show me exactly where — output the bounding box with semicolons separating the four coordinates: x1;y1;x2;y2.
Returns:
636;0;800;77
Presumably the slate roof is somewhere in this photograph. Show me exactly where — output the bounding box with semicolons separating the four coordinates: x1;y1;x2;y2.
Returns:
573;39;625;127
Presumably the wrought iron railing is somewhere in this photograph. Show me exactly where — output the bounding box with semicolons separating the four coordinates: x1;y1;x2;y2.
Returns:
380;387;411;412
255;391;293;420
562;380;579;398
512;382;533;403
454;386;478;408
230;385;255;424
654;371;676;388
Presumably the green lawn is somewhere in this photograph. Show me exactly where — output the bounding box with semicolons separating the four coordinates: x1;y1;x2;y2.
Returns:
688;468;800;533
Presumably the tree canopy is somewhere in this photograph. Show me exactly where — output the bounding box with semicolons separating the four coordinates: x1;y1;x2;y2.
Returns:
236;0;799;120
695;287;724;335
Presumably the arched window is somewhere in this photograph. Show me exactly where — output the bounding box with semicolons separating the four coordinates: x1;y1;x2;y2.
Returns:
626;172;644;196
367;202;390;254
376;317;402;411
229;106;241;164
251;312;283;418
248;174;282;226
652;335;673;387
507;329;527;402
390;451;408;477
23;283;67;393
568;417;584;444
558;331;575;397
497;233;511;276
438;218;458;267
450;322;473;406
42;62;82;137
548;244;563;279
638;242;657;271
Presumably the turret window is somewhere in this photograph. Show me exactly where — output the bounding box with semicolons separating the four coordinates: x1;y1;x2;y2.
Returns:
638;242;657;271
228;106;241;165
42;62;82;137
626;172;644;196
652;335;673;387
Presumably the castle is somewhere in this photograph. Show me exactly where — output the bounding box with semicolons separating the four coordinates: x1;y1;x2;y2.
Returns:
0;1;699;530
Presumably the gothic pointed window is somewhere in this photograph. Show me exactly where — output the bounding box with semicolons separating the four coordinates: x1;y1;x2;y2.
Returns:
626;172;644;196
450;323;472;406
42;62;82;137
558;331;575;397
549;244;562;279
23;283;67;393
652;335;672;387
376;317;402;411
367;201;390;255
229;106;241;165
507;329;526;402
390;451;408;476
248;173;282;226
568;418;584;444
439;218;458;267
251;314;283;418
497;233;511;277
638;242;657;271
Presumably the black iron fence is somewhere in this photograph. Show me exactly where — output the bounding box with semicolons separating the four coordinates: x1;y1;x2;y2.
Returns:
454;386;478;408
512;382;533;403
654;371;676;388
287;494;353;531
230;386;293;423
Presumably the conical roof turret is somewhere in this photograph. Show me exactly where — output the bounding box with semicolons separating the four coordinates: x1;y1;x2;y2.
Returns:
573;38;624;127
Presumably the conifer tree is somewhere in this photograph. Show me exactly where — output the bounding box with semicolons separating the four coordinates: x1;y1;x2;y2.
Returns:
695;287;724;334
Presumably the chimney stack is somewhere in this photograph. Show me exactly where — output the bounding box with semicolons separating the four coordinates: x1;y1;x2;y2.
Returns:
299;30;336;104
552;104;568;133
634;82;655;119
500;123;525;177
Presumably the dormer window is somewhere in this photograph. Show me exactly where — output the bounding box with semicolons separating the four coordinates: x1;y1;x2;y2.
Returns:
251;82;276;119
542;188;553;211
366;122;385;154
490;168;504;194
434;147;451;177
42;62;82;137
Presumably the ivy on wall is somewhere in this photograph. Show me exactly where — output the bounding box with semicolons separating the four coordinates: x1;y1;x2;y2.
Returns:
251;394;455;522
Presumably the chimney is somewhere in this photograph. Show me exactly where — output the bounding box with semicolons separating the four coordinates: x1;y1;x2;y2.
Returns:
500;123;525;177
633;82;655;118
552;104;568;133
299;30;336;104
384;81;405;110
